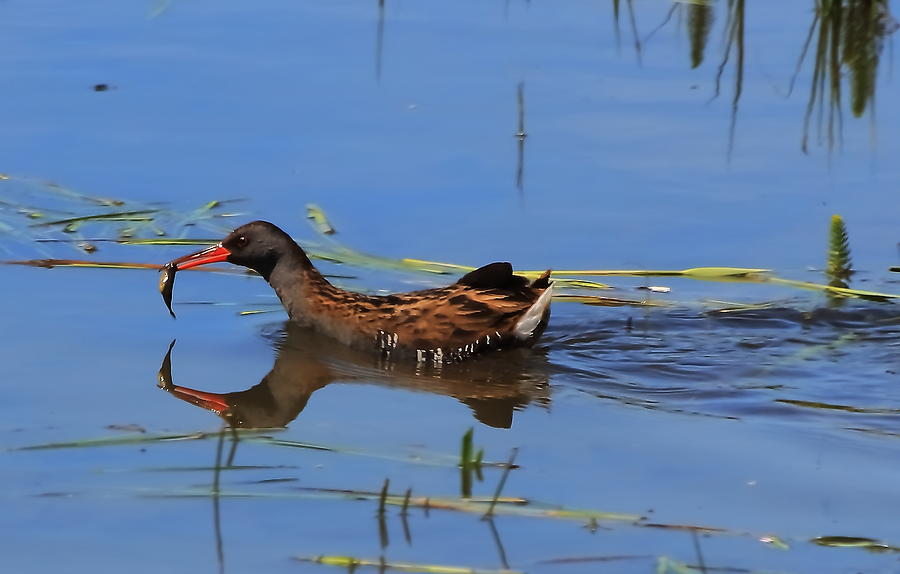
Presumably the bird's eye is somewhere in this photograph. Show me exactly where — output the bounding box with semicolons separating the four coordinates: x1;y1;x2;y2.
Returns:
234;235;248;248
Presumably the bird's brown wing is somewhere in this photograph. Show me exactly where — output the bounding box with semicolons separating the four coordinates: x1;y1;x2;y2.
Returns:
311;262;552;359
360;283;543;358
456;262;528;290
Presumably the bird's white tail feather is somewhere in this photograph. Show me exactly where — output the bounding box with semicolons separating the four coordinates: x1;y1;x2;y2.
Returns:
513;285;553;340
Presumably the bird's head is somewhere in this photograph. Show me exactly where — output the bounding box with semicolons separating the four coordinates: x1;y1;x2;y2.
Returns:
168;220;299;279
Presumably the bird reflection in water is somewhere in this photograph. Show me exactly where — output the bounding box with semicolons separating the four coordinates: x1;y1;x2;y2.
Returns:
157;322;551;429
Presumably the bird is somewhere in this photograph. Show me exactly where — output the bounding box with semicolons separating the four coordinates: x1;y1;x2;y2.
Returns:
162;220;552;363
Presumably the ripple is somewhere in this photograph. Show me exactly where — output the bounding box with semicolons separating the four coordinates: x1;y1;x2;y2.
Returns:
545;303;900;431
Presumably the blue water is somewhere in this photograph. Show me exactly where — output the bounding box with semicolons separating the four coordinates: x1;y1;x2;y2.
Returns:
3;1;900;572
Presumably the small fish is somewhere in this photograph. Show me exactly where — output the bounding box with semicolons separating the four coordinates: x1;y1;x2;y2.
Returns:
159;263;177;318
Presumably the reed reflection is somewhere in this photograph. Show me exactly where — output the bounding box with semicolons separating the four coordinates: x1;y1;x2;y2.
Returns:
375;0;385;82
156;322;551;429
797;0;898;152
515;81;527;195
631;0;897;155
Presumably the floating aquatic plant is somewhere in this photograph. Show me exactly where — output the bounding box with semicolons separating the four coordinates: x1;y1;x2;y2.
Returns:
296;555;522;574
813;535;900;552
144;485;640;523
0;174;241;257
3;186;898;305
827;214;853;285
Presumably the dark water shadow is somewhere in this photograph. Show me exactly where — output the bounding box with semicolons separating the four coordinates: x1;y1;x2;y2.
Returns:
157;322;551;429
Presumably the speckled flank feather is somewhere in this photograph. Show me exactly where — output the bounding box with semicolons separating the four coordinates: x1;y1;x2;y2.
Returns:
288;264;553;363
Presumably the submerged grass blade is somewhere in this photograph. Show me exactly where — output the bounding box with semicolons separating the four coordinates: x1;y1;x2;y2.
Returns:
553;295;666;307
29;210;160;227
4;258;247;275
4;174;124;206
117;238;219;246
6;259;165;270
246;437;335;452
291;486;526;506
144;485;638;523
559;279;613;289
32;238;219;246
149;0;172;19
297;555;521;574
537;555;650;565
703;300;780;313
776;399;900;415
812;536;899;551
656;557;702;574
2;176;240;253
11;432;208;451
518;267;770;279
11;428;277;451
401;258;475;273
249;435;502;468
12;427;505;470
128;464;297;473
766;277;899;301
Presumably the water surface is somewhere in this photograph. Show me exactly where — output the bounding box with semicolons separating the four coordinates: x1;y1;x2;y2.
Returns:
2;1;900;573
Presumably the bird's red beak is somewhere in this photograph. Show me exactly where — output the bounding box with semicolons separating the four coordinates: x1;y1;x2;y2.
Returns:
168;386;231;415
167;244;231;270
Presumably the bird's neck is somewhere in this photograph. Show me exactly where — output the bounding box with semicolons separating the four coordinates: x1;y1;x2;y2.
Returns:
266;245;337;323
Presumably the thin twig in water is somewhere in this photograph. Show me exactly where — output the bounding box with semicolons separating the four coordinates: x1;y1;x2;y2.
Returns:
400;487;413;545
788;13;820;96
626;0;643;65
377;479;390;549
212;425;227;574
692;530;708;574
226;427;240;467
643;3;679;45
484;448;518;519
726;0;745;161
401;487;412;515
378;510;390;550
375;0;385;82
711;0;738;102
378;478;390;516
515;81;527;194
486;517;511;570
